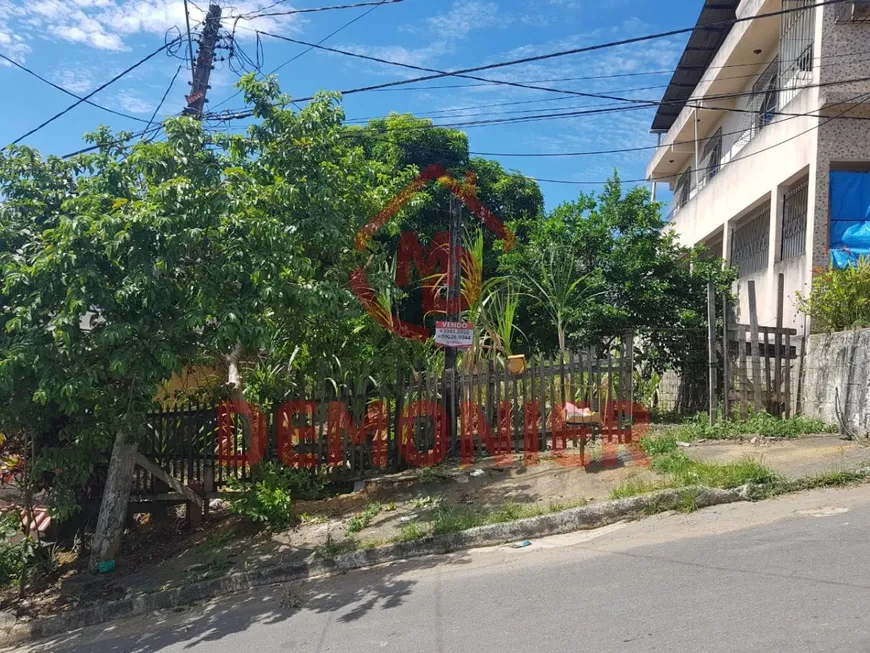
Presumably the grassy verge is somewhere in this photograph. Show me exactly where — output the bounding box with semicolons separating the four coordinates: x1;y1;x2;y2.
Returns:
610;451;779;501
651;412;836;444
750;468;870;500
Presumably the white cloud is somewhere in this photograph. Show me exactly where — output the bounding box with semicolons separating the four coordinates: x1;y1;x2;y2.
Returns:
425;1;506;39
0;0;32;63
117;91;151;113
0;0;302;60
50;67;97;92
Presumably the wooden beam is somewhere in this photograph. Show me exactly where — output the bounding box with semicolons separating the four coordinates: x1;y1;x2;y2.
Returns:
707;282;718;425
134;453;203;508
748;280;763;413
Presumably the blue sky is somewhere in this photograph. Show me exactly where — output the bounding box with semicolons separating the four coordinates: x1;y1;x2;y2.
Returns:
0;0;701;209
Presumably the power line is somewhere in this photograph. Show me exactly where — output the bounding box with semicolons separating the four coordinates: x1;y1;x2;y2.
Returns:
239;0;403;20
209;0;393;111
418;75;870;130
360;49;870;94
183;0;197;88
194;90;870;189
61;125;165;158
143;65;183;137
217;0;848;119
0;52;150;124
341;54;870;124
9;38;181;146
318;74;870;137
250;30;676;108
247;29;870;127
529;91;870;185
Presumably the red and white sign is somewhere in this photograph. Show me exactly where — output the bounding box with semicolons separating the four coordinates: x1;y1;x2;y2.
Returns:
186;89;205;105
435;321;474;349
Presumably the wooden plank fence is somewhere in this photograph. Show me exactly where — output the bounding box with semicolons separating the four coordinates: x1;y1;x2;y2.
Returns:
136;337;641;493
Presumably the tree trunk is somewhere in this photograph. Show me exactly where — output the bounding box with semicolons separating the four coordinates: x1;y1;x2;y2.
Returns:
89;430;138;571
226;344;258;477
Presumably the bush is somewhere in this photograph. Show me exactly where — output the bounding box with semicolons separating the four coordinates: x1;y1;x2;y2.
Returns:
796;257;870;333
0;513;31;589
227;463;296;530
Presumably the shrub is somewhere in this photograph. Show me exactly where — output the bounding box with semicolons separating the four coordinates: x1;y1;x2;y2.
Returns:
796;257;870;333
0;513;31;589
227;463;295;530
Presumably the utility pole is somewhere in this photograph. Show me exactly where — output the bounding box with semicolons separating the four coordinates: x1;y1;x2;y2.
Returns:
184;3;222;117
445;196;462;445
445;196;462;371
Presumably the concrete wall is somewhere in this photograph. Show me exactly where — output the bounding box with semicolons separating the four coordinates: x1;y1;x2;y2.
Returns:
800;328;870;437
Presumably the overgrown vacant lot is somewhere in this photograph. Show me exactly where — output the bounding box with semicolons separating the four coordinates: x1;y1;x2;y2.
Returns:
6;416;865;622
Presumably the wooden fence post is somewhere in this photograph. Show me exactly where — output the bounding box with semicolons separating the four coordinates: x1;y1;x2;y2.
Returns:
707;282;718;425
747;280;763;413
721;293;730;421
775;272;785;416
738;324;749;420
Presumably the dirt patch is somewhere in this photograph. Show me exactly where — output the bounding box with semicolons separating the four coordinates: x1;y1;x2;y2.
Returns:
684;435;870;478
4;442;653;620
11;435;865;621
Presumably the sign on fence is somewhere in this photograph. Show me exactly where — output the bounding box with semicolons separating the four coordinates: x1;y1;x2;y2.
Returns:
434;321;475;349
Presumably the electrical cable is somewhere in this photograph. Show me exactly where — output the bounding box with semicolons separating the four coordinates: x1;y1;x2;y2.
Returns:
0;52;151;124
239;0;403;20
210;0;393;111
200;89;870;187
9;38;181;146
183;0;197;88
61;125;166;158
341;54;870;124
216;0;849;119
142;65;184;139
527;91;870;185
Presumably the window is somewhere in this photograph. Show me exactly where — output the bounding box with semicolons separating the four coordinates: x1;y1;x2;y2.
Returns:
731;204;771;277
780;180;809;261
735;58;780;151
702;128;722;183
757;69;779;131
780;0;816;106
675;168;692;210
836;0;870;22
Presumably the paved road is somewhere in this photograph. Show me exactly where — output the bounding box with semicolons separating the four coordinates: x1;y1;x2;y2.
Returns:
11;485;870;653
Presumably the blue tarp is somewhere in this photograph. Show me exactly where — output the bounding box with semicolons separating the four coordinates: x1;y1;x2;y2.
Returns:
830;171;870;268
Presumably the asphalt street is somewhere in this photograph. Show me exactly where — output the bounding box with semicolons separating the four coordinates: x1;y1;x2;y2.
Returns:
9;484;870;653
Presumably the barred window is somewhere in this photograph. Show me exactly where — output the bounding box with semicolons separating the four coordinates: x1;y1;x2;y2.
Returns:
675;168;692;209
731;204;771;277
781;180;809;260
702;128;722;183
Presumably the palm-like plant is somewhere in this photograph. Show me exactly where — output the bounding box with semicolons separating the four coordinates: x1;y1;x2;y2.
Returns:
518;245;603;354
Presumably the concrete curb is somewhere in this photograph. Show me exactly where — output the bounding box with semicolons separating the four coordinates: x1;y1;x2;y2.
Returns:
0;484;751;647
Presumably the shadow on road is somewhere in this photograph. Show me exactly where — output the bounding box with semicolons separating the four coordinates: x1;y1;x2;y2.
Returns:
21;551;473;653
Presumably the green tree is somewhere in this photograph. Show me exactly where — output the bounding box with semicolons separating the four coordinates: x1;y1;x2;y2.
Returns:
347;114;543;332
501;174;734;370
0;75;406;567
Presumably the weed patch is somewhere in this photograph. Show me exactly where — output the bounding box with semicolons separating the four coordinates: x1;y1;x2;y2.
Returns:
396;521;427;542
345;503;383;535
669;412;836;442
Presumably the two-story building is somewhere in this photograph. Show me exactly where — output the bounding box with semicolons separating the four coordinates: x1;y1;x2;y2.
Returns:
647;0;870;333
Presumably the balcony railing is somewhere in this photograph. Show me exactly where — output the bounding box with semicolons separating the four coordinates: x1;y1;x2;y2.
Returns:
667;4;815;220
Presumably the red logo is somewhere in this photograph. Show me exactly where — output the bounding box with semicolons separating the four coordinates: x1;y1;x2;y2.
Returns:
350;165;515;341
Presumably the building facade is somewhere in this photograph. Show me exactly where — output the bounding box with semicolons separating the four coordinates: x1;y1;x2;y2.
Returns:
647;0;870;333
